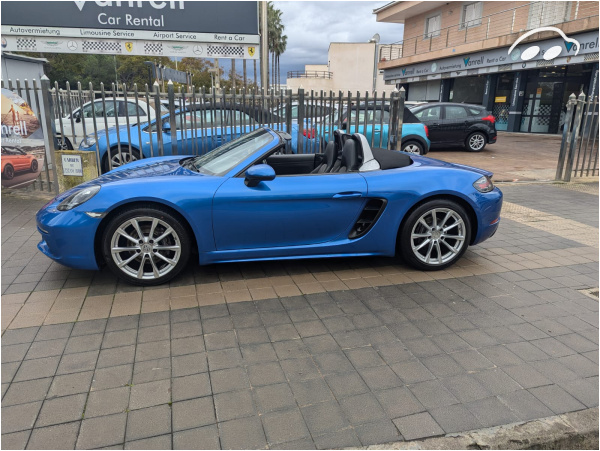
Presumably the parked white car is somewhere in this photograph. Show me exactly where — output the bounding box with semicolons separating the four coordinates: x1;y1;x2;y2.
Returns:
55;98;167;149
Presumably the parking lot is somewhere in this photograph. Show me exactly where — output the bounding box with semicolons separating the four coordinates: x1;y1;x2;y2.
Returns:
1;172;598;448
431;132;564;182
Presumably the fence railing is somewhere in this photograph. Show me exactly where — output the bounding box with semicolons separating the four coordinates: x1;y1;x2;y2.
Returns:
1;78;407;194
287;71;333;79
378;2;594;62
555;92;599;182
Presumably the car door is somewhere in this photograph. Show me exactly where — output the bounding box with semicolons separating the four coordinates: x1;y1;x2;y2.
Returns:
212;172;368;250
14;149;29;170
413;106;444;145
442;105;470;144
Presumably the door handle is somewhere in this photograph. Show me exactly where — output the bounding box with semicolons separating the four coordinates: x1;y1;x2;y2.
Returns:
432;123;439;126
333;192;362;199
374;127;381;132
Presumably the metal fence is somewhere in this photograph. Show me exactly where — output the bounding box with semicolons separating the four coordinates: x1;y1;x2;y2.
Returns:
555;92;599;182
2;78;407;194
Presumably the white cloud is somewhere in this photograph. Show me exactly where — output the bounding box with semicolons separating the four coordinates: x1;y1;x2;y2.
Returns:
274;1;404;74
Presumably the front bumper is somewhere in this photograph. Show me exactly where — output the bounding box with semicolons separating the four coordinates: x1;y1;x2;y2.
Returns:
471;187;503;246
36;205;101;270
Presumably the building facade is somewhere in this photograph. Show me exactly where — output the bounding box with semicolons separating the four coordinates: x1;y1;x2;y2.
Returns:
375;1;599;133
286;42;397;95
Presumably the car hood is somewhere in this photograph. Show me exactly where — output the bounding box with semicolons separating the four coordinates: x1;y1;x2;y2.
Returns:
55;157;199;200
411;154;493;178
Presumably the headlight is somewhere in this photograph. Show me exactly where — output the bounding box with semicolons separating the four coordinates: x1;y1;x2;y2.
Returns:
80;137;96;149
473;176;494;193
57;185;101;211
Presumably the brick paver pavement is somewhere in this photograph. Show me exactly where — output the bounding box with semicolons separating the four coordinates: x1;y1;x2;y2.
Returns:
1;181;598;449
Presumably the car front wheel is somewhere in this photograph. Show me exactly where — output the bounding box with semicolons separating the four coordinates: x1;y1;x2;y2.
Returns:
466;132;486;152
102;147;140;173
401;140;424;155
399;199;471;271
3;164;15;180
102;207;191;286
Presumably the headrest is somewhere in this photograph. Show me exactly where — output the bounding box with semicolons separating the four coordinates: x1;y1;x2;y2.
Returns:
324;140;338;161
341;138;360;171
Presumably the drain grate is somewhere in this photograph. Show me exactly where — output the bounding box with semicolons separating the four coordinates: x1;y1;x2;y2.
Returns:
579;288;599;301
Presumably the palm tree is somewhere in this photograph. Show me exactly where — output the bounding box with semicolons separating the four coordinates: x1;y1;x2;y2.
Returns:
276;34;287;91
267;2;286;92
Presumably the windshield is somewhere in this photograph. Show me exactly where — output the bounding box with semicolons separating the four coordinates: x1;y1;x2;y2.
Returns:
189;128;274;176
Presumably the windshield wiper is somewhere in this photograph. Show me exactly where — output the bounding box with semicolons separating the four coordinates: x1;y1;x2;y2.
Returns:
181;158;198;172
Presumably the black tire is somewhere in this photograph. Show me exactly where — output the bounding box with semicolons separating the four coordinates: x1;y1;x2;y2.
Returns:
399;199;471;271
401;140;424;155
58;136;74;150
3;164;14;180
102;147;141;174
102;206;191;286
30;159;39;173
465;131;487;152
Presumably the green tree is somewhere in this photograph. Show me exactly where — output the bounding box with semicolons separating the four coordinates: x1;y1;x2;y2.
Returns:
266;2;287;90
116;56;172;89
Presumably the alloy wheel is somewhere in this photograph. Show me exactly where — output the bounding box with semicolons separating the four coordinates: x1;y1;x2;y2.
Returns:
468;133;485;151
110;150;137;168
4;165;14;180
110;216;181;280
403;143;422;154
410;207;466;265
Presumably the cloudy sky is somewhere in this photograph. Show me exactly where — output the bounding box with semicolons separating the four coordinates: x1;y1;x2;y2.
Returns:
274;1;404;81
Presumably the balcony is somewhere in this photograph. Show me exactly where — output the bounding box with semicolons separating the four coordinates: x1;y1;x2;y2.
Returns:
378;1;599;67
287;71;333;79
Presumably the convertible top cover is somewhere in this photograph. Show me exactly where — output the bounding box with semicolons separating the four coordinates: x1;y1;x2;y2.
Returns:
372;148;413;169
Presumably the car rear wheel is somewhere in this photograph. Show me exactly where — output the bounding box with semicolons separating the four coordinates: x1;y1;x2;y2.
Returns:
466;132;486;152
401;140;424;155
399;199;471;271
102;147;140;173
102;207;191;286
3;164;14;180
30;159;39;173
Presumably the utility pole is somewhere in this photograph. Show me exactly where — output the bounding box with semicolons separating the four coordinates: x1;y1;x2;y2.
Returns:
260;1;268;90
215;59;220;89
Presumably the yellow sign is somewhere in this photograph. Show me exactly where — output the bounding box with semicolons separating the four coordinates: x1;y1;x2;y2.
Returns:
494;96;507;103
248;46;255;57
536;87;543;95
125;42;133;52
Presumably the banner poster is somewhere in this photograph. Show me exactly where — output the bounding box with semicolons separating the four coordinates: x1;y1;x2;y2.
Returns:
1;88;45;188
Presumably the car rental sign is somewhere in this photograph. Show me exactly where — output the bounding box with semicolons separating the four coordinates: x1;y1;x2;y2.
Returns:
1;1;259;59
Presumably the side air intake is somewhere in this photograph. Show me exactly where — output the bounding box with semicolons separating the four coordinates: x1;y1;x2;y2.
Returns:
349;199;387;239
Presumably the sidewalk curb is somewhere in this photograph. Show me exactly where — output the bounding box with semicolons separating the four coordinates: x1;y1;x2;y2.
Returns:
358;408;599;450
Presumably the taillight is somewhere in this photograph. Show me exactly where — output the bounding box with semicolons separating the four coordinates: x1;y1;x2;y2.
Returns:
482;115;496;124
473;175;494;193
424;125;429;138
303;128;316;139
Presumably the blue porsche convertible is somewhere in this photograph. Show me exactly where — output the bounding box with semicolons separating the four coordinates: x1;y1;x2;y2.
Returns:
38;128;502;286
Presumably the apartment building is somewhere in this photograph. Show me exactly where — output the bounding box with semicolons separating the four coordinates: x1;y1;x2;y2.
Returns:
375;1;599;133
286;42;397;95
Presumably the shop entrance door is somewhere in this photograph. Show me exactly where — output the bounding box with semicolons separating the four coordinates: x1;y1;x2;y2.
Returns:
520;80;564;134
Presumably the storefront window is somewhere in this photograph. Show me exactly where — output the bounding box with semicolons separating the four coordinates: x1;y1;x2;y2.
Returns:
449;76;485;104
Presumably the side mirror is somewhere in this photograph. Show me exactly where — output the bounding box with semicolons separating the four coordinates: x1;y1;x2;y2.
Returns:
73;112;81;123
163;121;171;133
245;164;275;187
341;122;347;130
